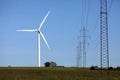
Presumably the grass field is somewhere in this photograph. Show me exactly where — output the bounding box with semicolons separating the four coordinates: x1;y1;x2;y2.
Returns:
0;67;120;80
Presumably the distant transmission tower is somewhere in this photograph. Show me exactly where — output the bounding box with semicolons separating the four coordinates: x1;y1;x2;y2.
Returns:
83;27;86;67
76;36;82;67
100;0;109;69
77;27;87;68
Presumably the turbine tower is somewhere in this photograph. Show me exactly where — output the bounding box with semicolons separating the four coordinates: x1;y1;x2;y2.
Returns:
17;10;50;67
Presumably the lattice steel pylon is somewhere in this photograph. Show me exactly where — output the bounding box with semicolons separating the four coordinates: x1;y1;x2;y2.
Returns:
83;27;86;67
77;27;87;68
76;36;82;67
100;0;109;69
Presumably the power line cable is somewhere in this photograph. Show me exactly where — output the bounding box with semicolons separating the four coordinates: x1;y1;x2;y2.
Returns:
85;0;90;28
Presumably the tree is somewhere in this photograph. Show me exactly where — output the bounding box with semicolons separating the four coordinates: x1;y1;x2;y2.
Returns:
44;62;51;67
116;66;120;70
90;65;98;70
50;61;57;67
90;66;95;70
44;61;57;67
108;67;113;70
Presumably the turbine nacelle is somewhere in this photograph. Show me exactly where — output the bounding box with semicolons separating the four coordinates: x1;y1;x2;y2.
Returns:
37;30;40;34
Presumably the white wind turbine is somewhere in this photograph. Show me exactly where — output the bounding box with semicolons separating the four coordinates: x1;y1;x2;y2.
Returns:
16;10;50;67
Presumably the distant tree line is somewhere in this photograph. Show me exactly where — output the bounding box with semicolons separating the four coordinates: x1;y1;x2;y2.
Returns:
44;61;65;67
90;65;120;70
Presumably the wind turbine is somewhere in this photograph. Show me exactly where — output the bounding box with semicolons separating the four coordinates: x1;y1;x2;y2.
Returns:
16;10;50;67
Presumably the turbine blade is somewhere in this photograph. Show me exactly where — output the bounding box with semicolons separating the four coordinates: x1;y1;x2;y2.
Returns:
39;10;50;30
16;29;37;32
40;31;50;49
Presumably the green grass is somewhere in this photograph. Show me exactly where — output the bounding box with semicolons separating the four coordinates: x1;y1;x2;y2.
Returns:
0;67;120;80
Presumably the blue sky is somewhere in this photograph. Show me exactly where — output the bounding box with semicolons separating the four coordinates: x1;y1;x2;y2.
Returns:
0;0;120;67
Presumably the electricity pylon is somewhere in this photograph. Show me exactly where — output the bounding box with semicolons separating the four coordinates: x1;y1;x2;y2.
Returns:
77;27;87;68
100;0;109;69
